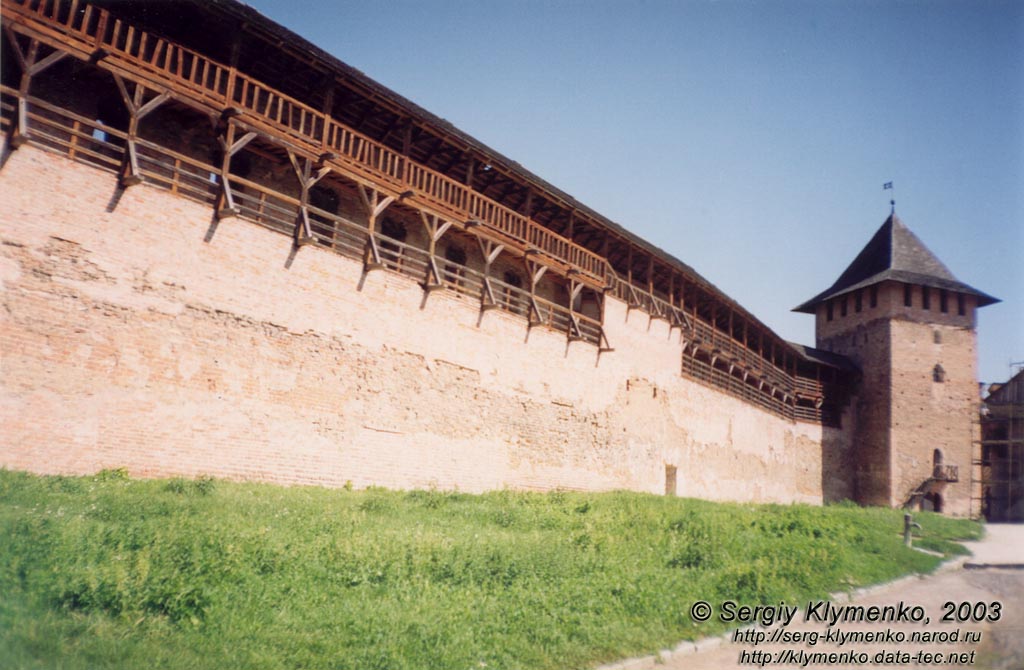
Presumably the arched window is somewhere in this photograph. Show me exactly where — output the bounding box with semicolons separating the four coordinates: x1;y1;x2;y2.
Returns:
933;364;946;383
933;449;943;466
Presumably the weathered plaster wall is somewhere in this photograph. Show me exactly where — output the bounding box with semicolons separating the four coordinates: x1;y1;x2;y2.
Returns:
1;144;844;502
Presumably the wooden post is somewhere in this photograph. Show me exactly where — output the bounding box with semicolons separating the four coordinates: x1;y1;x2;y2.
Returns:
568;278;585;340
477;237;505;310
524;254;548;326
3;29;68;149
215;120;256;218
320;81;335;151
357;185;396;271
420;212;452;290
288;150;331;245
113;74;170;186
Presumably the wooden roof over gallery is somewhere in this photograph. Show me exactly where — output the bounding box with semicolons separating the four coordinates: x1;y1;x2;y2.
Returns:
75;0;840;369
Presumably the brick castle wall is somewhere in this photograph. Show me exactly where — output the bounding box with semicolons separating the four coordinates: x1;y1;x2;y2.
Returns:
1;144;851;503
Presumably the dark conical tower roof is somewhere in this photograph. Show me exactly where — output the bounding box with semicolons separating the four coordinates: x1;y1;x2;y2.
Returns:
793;214;999;313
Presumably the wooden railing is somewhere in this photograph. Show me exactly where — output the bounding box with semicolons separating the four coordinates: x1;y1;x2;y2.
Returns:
4;0;843;421
4;0;607;284
1;88;605;347
606;271;689;326
604;268;830;422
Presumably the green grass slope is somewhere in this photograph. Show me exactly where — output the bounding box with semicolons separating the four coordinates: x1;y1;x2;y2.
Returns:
0;469;981;670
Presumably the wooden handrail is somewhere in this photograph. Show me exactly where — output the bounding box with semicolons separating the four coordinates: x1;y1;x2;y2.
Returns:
4;0;607;284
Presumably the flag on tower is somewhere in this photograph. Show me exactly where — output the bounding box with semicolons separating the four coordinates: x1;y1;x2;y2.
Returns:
883;182;893;190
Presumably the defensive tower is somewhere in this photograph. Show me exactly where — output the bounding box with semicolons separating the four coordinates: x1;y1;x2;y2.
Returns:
795;214;999;515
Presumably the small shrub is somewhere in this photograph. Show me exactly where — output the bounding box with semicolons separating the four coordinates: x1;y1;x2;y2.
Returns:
94;467;130;481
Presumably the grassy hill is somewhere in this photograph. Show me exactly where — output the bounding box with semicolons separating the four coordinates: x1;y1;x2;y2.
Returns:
0;469;981;670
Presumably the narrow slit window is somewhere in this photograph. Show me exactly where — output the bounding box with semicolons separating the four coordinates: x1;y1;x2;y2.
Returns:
870;285;878;308
922;287;931;310
854;290;862;312
840;296;848;317
904;284;913;307
826;301;833;321
957;294;966;316
940;289;948;313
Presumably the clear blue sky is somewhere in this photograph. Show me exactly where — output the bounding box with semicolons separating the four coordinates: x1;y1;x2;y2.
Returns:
244;0;1023;385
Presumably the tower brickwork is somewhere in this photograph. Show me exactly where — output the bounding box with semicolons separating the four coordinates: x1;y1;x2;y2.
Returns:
796;215;998;516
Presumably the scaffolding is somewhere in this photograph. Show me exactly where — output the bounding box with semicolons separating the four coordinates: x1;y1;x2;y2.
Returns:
974;367;1024;522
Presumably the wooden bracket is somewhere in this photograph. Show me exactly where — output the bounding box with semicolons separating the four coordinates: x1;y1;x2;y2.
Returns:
288;150;331;244
524;257;549;326
357;185;396;271
420;212;453;290
112;74;170;186
214;121;256;218
477;238;505;309
4;28;69;149
566;279;587;340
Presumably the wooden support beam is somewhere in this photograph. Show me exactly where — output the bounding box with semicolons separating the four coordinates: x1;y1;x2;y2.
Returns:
288;150;331;245
111;74;170;186
4;29;69;148
524;257;548;326
214;121;256;218
567;280;587;341
420;212;453;290
477;237;505;310
357;185;396;270
319;82;335;150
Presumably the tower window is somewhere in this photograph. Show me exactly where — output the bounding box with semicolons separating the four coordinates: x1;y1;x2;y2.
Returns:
904;284;913;307
870;285;878;308
933;364;945;383
922;287;931;310
854;290;862;312
933;330;942;344
957;294;965;316
826;301;833;321
840;296;848;317
940;289;948;313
